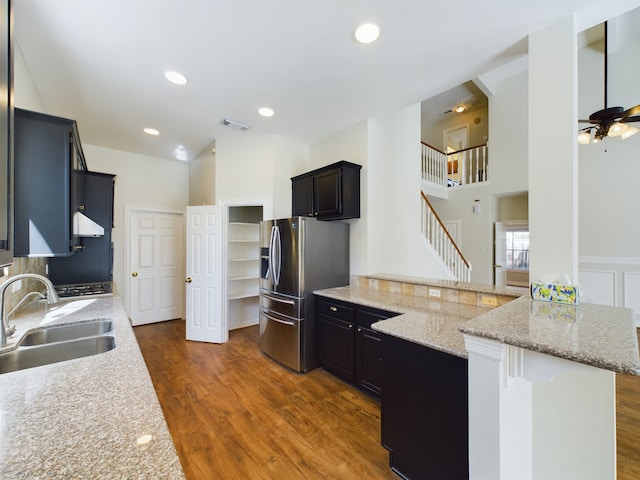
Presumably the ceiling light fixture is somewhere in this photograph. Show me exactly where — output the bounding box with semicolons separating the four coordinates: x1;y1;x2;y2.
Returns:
143;128;160;136
354;23;381;44
220;118;251;131
165;71;188;85
258;107;275;117
455;105;465;113
174;145;188;162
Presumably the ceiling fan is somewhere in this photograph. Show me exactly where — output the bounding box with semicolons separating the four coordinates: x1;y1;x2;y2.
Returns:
578;21;640;144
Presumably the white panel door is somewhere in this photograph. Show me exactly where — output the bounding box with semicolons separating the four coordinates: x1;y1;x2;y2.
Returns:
494;222;506;288
129;210;183;326
185;206;226;343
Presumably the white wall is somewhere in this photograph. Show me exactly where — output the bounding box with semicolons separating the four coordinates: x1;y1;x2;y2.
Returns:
309;122;368;274
14;42;44;111
215;134;307;219
82;145;189;301
189;141;216;206
369;104;452;278
578;28;640;259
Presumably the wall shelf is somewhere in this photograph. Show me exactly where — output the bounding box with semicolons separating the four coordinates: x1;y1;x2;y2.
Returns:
225;206;263;330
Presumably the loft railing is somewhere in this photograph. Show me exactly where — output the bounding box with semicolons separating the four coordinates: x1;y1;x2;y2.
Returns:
421;142;488;187
421;191;471;282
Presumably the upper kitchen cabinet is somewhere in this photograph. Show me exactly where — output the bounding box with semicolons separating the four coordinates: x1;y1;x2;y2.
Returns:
0;0;13;267
14;108;88;257
291;160;361;220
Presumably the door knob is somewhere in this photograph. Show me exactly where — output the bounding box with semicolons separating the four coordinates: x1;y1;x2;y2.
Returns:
131;272;138;277
185;277;192;283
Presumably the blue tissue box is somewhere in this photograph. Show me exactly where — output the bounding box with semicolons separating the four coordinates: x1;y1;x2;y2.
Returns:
530;282;580;305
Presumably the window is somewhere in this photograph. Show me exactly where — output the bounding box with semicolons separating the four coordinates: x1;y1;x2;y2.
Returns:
505;229;529;270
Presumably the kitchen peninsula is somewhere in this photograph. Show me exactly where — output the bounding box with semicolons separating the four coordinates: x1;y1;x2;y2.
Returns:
0;295;184;479
316;274;640;480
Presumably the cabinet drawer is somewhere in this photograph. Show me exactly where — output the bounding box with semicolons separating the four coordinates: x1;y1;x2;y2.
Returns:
355;308;397;329
317;299;354;322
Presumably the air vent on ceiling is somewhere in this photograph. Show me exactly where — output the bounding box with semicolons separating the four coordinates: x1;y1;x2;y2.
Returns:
220;118;251;131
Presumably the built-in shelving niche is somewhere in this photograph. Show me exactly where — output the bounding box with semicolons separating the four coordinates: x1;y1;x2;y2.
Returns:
225;205;263;330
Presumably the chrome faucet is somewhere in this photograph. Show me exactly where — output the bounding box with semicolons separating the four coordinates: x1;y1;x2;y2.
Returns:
0;273;60;347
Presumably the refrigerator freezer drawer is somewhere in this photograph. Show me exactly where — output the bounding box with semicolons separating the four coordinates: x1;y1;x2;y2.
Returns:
259;309;302;372
260;289;303;319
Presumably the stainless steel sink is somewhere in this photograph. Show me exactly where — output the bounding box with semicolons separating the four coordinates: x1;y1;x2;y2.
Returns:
0;319;117;374
0;335;116;374
19;319;113;346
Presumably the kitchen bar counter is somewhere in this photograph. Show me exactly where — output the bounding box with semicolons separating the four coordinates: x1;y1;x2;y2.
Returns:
0;295;185;479
318;281;640;374
460;295;640;375
314;285;493;358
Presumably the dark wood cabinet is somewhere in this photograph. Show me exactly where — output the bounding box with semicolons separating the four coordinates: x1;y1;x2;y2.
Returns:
48;172;115;284
381;333;469;480
0;0;12;266
355;309;387;398
316;296;396;399
317;298;355;381
14;108;88;257
291;161;361;220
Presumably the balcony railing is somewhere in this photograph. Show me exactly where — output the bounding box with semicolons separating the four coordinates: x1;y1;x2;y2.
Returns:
421;142;488;187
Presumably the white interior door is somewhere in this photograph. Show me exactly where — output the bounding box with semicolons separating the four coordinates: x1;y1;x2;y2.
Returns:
185;206;226;343
129;210;184;326
494;221;506;287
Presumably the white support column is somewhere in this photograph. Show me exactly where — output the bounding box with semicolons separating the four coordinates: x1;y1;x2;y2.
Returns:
465;334;616;480
528;16;579;282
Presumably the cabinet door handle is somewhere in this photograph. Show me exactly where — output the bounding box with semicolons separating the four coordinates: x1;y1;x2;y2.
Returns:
330;306;337;312
357;327;362;333
131;272;138;277
348;324;353;329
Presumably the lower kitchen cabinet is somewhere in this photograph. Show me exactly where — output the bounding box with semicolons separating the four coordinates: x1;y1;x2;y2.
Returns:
316;296;397;399
381;333;469;480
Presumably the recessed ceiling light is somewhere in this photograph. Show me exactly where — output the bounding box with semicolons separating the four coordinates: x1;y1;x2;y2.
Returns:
165;71;188;85
143;128;160;136
354;23;381;44
258;107;275;117
455;105;465;113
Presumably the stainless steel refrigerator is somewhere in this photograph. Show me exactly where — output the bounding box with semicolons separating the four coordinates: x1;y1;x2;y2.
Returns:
259;217;349;372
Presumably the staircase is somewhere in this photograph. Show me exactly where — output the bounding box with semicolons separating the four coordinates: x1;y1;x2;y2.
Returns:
421;192;472;282
419;142;487;281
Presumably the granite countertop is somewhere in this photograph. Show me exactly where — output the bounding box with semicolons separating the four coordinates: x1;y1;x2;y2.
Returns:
316;285;640;375
460;295;640;375
314;285;492;358
0;295;185;479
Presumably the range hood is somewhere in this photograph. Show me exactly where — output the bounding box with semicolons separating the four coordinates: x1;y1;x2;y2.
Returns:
73;211;104;237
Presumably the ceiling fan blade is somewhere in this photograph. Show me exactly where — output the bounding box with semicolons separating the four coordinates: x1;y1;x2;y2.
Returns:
620;115;640;123
622;104;640;118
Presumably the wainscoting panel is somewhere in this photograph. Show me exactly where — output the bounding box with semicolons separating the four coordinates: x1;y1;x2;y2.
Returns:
623;272;640;323
579;257;640;327
580;270;616;306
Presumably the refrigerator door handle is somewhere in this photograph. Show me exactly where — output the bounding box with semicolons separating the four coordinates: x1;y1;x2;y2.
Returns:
268;226;276;284
262;310;295;327
273;226;281;286
262;293;295;305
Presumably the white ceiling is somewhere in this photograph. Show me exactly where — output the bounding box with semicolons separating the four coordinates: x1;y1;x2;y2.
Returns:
14;0;640;162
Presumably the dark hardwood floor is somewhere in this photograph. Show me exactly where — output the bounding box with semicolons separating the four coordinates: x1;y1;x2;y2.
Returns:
135;320;640;480
134;320;395;480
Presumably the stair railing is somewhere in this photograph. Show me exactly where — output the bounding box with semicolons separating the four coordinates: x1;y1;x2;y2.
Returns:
420;191;471;282
421;142;488;187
